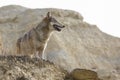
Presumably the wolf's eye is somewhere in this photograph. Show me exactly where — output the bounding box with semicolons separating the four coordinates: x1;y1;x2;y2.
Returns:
48;17;52;21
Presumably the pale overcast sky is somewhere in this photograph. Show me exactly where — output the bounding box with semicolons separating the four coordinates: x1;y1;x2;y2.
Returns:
0;0;120;37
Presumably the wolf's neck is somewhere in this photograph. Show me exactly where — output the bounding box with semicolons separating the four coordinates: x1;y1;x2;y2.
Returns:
35;20;52;42
36;20;48;30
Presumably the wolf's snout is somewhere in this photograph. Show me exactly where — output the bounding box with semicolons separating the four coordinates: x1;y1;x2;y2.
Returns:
59;25;65;28
53;24;65;31
53;24;65;28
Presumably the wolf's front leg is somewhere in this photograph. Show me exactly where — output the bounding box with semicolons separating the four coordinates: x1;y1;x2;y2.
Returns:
35;51;42;59
36;47;44;59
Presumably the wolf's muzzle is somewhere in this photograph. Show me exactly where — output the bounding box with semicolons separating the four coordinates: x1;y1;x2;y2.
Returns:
53;24;65;31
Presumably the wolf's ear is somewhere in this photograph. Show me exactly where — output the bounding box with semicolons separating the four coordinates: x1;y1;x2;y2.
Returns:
46;12;51;18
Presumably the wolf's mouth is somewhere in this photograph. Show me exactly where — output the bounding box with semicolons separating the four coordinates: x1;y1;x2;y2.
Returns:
53;24;65;32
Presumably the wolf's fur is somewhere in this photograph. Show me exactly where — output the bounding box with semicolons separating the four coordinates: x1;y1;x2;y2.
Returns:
16;12;65;59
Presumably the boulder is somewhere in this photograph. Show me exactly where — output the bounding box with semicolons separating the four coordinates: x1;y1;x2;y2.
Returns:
65;68;100;80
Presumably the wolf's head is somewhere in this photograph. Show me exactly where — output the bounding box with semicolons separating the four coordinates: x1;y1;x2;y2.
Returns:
46;12;65;32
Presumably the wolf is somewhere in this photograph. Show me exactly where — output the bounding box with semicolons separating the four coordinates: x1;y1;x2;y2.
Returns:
16;12;65;59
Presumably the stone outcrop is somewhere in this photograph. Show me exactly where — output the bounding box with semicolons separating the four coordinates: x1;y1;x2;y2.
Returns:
0;5;120;80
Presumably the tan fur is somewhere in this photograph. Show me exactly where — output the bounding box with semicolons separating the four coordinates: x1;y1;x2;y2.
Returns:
16;12;64;59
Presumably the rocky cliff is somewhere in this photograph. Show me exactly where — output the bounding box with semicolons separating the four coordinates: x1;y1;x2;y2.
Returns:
0;5;120;80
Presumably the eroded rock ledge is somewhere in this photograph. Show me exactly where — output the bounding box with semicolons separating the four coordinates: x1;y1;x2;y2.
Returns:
0;56;66;80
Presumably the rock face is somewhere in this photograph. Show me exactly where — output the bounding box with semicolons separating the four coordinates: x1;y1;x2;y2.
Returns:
0;5;120;80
